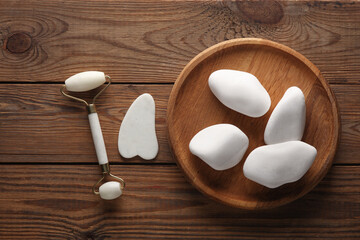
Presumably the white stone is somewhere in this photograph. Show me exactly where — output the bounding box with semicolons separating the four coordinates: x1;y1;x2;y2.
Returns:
264;86;306;144
208;69;271;117
65;71;106;92
99;181;122;200
189;124;249;171
118;93;158;160
243;141;317;188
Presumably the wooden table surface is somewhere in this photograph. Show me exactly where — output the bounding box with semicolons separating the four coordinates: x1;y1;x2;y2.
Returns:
0;1;359;239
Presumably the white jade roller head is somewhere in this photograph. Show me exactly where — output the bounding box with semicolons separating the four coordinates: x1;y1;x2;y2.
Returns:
61;71;125;200
65;71;106;92
61;71;111;110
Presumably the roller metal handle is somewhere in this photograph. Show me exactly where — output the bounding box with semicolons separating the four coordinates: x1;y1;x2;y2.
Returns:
88;112;108;165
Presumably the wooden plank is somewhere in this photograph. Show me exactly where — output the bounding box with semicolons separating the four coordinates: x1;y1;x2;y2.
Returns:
0;1;359;84
0;165;359;239
0;84;359;164
0;84;172;163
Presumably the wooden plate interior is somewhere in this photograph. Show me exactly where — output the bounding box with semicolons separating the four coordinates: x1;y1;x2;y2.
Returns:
167;39;340;209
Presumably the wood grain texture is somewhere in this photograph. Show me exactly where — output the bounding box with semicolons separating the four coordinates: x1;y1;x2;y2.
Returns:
0;1;359;84
0;84;358;164
0;0;359;238
0;165;359;240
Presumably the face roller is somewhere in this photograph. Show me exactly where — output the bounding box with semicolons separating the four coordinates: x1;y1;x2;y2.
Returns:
61;71;125;200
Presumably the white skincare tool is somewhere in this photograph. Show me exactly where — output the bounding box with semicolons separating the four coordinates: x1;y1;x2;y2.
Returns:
118;93;159;160
61;71;125;200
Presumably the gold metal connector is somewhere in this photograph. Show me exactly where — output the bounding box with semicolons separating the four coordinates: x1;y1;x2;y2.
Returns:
100;163;110;174
86;104;97;114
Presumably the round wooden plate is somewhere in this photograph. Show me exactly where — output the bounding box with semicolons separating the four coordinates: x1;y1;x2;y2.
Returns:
167;38;340;209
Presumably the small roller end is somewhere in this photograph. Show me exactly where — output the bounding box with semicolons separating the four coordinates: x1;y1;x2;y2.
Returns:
99;181;122;200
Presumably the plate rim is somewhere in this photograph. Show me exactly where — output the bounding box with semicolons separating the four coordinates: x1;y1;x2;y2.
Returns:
166;38;341;209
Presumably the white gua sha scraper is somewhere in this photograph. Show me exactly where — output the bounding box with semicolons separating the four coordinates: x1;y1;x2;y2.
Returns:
118;93;158;160
61;71;125;200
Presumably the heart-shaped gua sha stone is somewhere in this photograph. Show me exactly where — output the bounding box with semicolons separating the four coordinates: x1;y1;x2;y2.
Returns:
208;69;271;117
264;86;306;144
189;124;249;171
243;141;317;188
118;93;158;160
